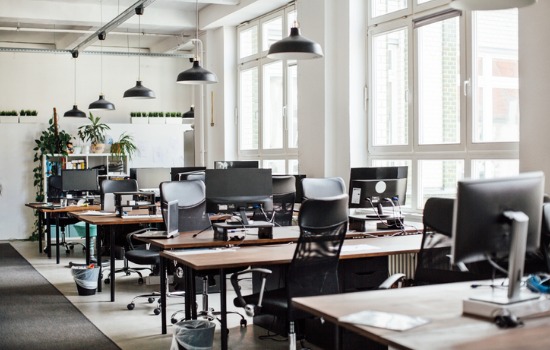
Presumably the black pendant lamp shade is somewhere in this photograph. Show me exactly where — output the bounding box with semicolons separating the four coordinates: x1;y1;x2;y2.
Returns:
64;105;86;118
89;94;115;110
267;27;324;60
123;81;156;98
183;106;195;118
176;60;218;84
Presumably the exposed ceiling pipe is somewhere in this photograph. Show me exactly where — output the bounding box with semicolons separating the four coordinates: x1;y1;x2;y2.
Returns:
0;26;182;38
71;0;157;55
0;46;193;58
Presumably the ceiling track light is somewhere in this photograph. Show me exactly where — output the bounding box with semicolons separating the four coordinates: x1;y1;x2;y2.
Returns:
176;0;218;84
124;6;155;99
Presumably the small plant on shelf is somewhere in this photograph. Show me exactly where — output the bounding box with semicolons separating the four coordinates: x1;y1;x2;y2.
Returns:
77;113;110;153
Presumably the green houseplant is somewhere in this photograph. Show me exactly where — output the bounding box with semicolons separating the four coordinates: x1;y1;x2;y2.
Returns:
109;133;137;173
77;113;110;153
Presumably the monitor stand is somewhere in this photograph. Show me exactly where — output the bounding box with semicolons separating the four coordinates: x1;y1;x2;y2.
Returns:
462;211;544;320
238;208;250;226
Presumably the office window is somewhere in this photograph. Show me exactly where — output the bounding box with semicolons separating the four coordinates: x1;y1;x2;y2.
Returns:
368;4;519;211
237;5;298;174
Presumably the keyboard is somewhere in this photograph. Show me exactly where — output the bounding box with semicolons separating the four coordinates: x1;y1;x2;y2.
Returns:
121;214;162;219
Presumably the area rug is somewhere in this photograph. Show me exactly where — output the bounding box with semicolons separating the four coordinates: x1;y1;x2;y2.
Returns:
0;243;120;350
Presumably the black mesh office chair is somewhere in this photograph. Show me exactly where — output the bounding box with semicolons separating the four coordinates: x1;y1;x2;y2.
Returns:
45;175;82;255
271;175;296;227
301;177;346;199
100;179;153;285
539;203;550;272
161;180;247;326
231;195;349;348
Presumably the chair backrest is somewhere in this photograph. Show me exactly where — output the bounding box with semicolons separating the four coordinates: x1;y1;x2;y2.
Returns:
186;172;205;182
99;179;138;210
538;203;550;272
159;180;211;232
47;175;63;201
272;176;296;226
301;177;346;200
415;197;488;285
287;195;348;305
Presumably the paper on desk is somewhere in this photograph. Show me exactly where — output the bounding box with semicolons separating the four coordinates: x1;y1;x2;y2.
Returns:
78;211;116;216
340;244;380;253
338;310;430;331
172;248;239;255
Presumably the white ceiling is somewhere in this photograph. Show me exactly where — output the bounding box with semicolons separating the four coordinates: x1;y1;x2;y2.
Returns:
0;0;287;56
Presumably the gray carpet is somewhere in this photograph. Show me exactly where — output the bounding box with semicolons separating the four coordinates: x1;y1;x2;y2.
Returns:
0;243;120;350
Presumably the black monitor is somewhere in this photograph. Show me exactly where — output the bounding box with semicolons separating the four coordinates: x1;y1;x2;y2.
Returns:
205;168;273;225
452;172;544;305
214;161;259;169
130;168;171;190
170;166;207;181
61;169;99;195
348;166;408;214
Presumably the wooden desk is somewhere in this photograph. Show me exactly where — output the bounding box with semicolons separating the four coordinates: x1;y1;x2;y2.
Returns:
25;203;100;264
161;234;422;350
292;281;550;350
68;212;163;301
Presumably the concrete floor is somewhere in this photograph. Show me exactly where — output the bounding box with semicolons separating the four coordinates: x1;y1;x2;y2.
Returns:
8;240;302;350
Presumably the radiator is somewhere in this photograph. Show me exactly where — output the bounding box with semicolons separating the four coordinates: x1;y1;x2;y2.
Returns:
388;253;417;280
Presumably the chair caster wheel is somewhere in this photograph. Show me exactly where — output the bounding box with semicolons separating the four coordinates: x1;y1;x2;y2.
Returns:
127;303;135;310
104;278;110;284
154;308;161;315
171;318;178;324
148;297;155;303
240;319;247;327
66;250;71;255
138;278;144;285
70;245;75;250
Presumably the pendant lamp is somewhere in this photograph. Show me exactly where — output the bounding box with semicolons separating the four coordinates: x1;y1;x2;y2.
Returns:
450;0;537;10
176;0;217;84
183;106;195;118
124;6;155;98
267;22;324;60
89;0;115;110
64;51;86;118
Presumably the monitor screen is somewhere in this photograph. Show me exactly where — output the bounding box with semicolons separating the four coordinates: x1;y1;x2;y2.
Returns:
213;161;259;169
452;172;544;304
130;168;171;189
350;166;408;182
170;166;207;181
205;169;273;219
61;169;99;193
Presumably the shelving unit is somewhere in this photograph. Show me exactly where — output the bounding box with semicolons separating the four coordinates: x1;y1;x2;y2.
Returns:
42;153;129;200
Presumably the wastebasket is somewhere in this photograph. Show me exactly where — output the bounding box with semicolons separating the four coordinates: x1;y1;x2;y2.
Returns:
71;265;100;295
170;320;216;350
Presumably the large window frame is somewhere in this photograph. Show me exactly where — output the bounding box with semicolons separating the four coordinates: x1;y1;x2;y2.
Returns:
367;1;519;211
237;5;299;174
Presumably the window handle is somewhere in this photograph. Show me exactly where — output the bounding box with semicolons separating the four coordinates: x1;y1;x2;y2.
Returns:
463;78;471;97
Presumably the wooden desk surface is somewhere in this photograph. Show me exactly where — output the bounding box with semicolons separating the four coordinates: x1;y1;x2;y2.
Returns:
69;212;164;225
292;281;550;350
161;234;422;271
25;203;101;213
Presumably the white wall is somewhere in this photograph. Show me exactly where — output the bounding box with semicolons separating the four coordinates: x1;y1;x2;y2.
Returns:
519;1;550;193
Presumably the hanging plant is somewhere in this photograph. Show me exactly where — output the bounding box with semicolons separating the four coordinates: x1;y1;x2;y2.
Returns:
30;108;71;240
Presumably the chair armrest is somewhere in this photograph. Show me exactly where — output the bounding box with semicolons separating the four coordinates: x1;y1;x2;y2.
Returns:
378;273;406;289
126;227;158;249
230;268;272;310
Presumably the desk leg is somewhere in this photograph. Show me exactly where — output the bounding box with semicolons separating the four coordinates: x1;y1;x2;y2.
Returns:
46;213;51;258
110;226;115;302
55;215;60;264
220;268;228;350
160;254;167;334
85;222;91;265
97;227;103;293
38;211;43;254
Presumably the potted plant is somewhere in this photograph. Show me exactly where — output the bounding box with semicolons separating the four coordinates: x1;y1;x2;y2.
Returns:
131;111;148;124
77;113;110;153
109;133;137;173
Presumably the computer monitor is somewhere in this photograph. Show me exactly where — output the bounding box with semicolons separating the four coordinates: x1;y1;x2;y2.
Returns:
213;161;259;169
170;166;207;181
130;168;171;191
61;169;99;195
205;168;273;225
348;166;408;214
452;172;544;305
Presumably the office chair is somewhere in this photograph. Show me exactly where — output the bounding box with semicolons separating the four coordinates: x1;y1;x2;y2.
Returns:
231;194;349;349
45;175;83;255
160;180;247;326
186;172;205;182
100;179;153;285
301;177;346;199
271;175;296;226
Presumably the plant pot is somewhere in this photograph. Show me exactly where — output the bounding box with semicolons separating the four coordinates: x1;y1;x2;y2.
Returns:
91;143;105;153
19;117;38;124
82;145;91;154
165;118;182;124
131;117;148;124
0;116;19;123
148;117;165;124
72;146;82;155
